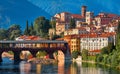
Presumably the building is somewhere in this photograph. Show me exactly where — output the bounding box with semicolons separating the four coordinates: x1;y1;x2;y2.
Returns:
49;28;56;39
86;12;94;25
64;27;88;36
70;38;80;53
53;6;87;35
81;6;87;17
76;21;88;28
94;13;119;26
15;35;45;48
56;22;70;35
80;32;116;55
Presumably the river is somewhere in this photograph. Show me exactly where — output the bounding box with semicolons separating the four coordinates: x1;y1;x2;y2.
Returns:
0;58;119;74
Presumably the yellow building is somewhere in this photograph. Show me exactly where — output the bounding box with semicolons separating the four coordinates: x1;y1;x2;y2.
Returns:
70;38;80;53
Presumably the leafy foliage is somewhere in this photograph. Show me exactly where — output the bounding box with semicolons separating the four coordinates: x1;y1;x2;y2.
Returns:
95;21;120;68
34;16;51;37
71;51;80;59
7;24;21;40
82;49;88;60
0;29;7;40
50;20;56;29
69;19;76;29
36;51;47;58
24;20;30;35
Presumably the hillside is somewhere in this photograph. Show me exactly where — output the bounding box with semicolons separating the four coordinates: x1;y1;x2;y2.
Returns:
0;0;51;29
28;0;120;16
0;0;120;30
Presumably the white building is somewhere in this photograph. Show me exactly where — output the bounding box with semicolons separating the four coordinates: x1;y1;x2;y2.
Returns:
86;12;94;25
64;27;88;36
80;32;116;53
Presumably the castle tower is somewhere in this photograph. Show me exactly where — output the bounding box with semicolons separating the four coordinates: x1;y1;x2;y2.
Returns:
81;6;87;17
86;11;94;25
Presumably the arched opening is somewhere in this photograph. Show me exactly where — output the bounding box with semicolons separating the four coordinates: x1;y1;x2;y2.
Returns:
53;50;65;61
36;51;47;59
20;51;32;60
2;51;14;62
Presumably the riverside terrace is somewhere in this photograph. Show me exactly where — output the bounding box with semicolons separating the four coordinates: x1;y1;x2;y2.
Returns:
0;40;69;63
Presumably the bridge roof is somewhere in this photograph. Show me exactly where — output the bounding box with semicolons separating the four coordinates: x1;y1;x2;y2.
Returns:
0;40;67;44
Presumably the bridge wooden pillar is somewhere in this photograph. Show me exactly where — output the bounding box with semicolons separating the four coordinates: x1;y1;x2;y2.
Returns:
30;50;38;58
0;51;3;62
49;53;54;59
13;50;21;63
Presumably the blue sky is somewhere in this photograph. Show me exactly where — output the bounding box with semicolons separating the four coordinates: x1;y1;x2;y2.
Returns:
0;0;120;30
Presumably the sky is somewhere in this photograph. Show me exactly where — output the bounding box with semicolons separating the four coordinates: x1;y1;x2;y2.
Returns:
0;0;120;30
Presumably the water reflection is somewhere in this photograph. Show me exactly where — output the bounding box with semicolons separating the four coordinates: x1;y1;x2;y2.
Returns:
36;64;41;74
18;60;120;74
58;60;64;74
20;61;31;74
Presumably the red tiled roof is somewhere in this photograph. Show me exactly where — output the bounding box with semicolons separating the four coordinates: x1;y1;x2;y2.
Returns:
62;12;71;14
19;35;42;40
80;32;116;38
71;14;84;19
76;27;86;30
107;14;118;18
89;50;101;52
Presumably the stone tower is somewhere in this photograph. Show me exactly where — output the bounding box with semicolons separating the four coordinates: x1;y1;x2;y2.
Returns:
81;6;87;17
86;11;94;25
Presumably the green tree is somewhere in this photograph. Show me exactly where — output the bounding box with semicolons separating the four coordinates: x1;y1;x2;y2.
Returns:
69;19;76;29
0;29;7;40
71;51;80;59
116;21;120;50
82;49;88;60
29;22;36;35
36;51;47;58
50;20;56;29
24;20;30;35
96;54;103;63
101;47;109;54
7;24;21;40
34;16;51;37
51;34;61;40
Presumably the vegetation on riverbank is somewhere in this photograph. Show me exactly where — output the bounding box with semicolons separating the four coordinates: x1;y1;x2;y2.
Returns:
0;16;58;40
81;22;120;69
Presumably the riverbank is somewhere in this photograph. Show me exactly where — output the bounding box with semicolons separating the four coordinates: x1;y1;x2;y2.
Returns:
2;52;14;60
28;58;57;64
73;59;120;70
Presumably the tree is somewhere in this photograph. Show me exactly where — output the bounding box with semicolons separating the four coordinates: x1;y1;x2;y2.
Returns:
116;21;120;50
101;43;115;54
82;49;88;60
51;34;61;40
71;51;80;59
29;22;36;35
34;16;51;37
107;43;115;53
96;54;103;63
50;20;56;29
36;51;47;58
69;19;76;29
24;20;30;35
101;47;109;54
7;24;21;40
0;29;7;40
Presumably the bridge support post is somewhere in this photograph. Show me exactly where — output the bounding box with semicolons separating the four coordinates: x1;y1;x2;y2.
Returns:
30;51;38;58
14;51;21;63
48;52;54;59
0;51;3;62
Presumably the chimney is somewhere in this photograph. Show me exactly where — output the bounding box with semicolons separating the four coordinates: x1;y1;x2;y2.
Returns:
81;6;87;17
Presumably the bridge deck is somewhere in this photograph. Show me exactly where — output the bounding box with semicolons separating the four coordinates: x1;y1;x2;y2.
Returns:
0;40;67;44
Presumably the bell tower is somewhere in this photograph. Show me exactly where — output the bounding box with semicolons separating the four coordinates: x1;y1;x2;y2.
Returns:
81;6;87;17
